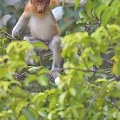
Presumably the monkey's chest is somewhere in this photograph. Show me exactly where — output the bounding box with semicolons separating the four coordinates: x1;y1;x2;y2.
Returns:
28;15;55;41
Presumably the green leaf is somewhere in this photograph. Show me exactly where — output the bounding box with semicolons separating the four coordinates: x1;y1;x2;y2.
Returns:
38;108;48;118
22;108;38;120
95;79;108;83
116;82;120;91
94;3;107;19
33;41;48;50
15;101;28;114
37;75;48;86
92;112;102;120
85;0;94;21
69;87;76;97
49;98;56;110
59;92;67;105
102;7;115;25
75;0;80;9
37;68;50;75
28;66;42;73
34;93;47;109
79;11;87;18
24;75;37;85
18;115;27;120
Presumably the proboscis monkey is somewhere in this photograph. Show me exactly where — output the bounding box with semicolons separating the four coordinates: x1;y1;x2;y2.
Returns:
12;0;62;79
12;0;87;79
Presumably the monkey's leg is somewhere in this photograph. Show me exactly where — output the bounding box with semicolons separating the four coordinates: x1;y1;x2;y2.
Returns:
24;36;39;43
48;35;61;79
24;36;39;65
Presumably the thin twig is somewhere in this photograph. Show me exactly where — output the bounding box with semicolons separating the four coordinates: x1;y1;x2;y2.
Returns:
1;31;14;40
53;67;120;80
4;32;13;39
14;71;27;79
103;59;113;65
53;67;109;75
82;79;116;120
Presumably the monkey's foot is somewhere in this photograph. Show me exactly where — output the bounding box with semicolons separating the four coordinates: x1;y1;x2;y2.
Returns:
51;68;59;80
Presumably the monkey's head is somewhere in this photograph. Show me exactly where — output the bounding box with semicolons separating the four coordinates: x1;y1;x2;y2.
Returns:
30;0;50;16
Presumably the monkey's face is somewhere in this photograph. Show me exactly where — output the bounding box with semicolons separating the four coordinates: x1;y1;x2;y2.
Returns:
35;2;46;14
31;0;50;16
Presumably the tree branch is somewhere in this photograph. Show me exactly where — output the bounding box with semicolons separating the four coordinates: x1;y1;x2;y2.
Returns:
53;67;109;75
82;79;116;120
58;0;87;7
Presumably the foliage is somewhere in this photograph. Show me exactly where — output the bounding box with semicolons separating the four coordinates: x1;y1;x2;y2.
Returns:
0;0;120;120
0;28;9;56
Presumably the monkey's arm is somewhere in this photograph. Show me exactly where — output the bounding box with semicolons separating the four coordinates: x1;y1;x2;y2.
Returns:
12;12;30;38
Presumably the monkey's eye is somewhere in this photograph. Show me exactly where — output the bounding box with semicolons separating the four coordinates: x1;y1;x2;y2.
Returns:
41;3;45;6
35;3;40;6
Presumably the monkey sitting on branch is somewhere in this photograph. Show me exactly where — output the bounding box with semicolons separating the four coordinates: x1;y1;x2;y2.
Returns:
12;0;86;79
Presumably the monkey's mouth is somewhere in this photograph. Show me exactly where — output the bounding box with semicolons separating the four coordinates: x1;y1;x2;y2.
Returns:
38;11;43;14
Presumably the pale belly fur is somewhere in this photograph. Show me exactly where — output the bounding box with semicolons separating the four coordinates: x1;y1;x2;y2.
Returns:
28;12;55;41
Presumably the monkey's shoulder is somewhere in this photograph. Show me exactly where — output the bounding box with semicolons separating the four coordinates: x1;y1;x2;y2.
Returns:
25;2;32;12
50;0;59;8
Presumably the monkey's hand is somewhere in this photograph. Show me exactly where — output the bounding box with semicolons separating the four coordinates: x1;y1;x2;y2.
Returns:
12;27;19;39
